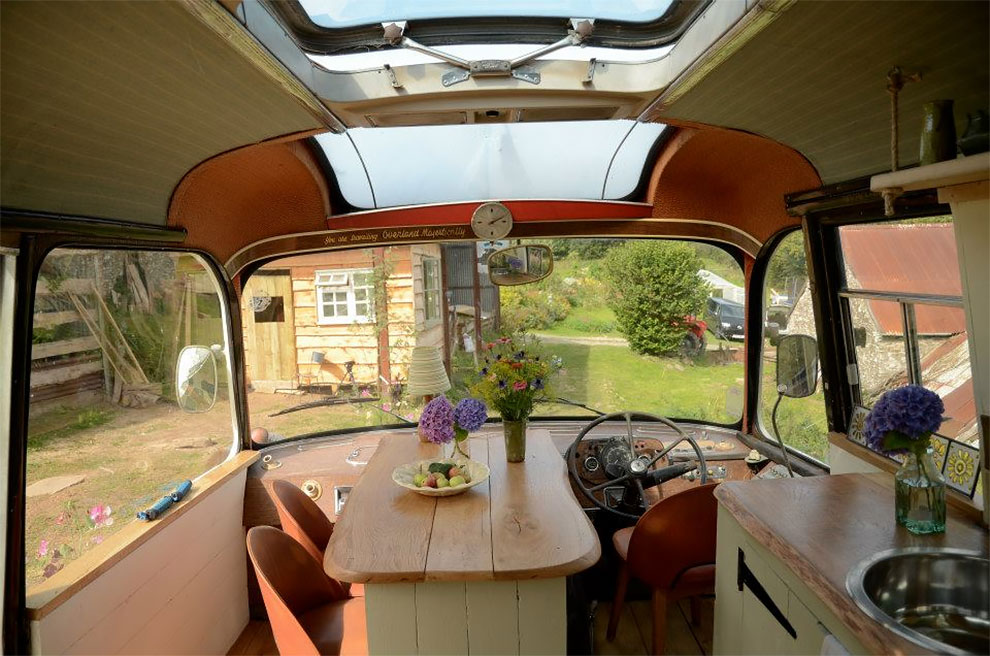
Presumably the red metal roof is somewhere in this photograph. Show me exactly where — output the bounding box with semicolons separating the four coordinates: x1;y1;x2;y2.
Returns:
841;223;965;335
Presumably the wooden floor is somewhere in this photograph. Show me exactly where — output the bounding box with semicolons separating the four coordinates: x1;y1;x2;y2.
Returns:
228;597;714;656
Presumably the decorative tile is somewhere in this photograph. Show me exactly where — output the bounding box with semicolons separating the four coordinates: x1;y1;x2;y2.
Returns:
929;434;949;471
847;405;870;446
944;440;979;496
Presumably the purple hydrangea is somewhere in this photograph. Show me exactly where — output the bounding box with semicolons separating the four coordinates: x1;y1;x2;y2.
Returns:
864;385;944;455
454;398;488;432
419;395;455;444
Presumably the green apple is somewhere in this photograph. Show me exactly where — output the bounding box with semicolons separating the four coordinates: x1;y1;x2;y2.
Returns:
413;473;427;486
436;478;450;488
449;475;466;487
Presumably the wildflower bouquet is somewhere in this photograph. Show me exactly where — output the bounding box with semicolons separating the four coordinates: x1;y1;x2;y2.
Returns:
470;336;560;421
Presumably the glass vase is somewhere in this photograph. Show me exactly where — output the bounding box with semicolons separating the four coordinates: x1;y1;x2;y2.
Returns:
450;438;470;460
894;446;946;535
503;419;527;463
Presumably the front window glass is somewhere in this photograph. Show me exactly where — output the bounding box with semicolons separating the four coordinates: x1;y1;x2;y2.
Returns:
26;249;236;589
244;238;745;442
758;231;828;462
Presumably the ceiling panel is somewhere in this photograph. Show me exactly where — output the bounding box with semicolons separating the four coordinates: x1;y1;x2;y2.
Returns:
1;1;321;225
657;1;989;184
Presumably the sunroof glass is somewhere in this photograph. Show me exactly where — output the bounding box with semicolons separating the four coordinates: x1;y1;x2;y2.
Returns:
298;0;675;29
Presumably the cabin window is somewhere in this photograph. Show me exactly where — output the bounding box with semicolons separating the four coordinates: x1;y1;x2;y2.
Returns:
837;217;980;496
757;231;828;462
243;239;746;443
25;249;237;588
315;269;374;323
423;257;442;322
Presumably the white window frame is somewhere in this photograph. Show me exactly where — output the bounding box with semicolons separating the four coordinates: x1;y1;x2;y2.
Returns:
422;257;442;323
316;268;375;324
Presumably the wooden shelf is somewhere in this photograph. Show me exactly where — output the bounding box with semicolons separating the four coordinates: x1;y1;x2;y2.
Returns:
871;152;989;193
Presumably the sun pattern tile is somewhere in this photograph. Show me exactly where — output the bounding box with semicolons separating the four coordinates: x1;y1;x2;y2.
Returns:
847;406;869;446
944;440;979;495
929;435;949;470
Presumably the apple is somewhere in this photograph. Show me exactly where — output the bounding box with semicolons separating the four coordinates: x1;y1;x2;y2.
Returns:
423;473;438;488
413;473;427;487
449;475;466;487
436;478;450;488
448;466;461;478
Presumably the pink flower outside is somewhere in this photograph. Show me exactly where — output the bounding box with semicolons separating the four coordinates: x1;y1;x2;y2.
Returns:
89;504;112;528
512;381;528;391
38;539;49;558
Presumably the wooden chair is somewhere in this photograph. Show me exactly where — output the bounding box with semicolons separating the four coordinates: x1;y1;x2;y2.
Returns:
270;479;356;598
246;526;367;656
606;483;720;655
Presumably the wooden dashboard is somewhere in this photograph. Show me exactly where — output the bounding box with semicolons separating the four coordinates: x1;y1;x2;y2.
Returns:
243;421;756;527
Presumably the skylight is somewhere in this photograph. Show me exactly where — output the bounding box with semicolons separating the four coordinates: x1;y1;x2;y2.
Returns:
298;1;675;29
316;120;665;210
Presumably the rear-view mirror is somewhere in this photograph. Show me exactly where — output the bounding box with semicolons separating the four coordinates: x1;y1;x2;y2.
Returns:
176;345;218;413
488;245;553;286
776;334;819;398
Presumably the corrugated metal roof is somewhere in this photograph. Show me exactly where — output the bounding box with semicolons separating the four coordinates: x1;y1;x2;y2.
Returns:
841;223;965;335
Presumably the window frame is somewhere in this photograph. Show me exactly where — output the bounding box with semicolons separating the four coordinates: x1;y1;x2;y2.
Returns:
422;257;442;323
1;224;248;655
315;267;375;324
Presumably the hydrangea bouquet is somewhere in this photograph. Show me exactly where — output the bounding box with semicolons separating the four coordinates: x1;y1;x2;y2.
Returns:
864;385;947;534
419;395;488;458
864;384;945;456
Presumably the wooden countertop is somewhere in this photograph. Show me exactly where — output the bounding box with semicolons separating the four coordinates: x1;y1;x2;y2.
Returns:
715;473;989;655
324;429;601;583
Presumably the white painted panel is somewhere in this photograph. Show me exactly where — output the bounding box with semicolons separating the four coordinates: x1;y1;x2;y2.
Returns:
415;582;468;655
466;580;519;655
364;583;417;656
32;471;249;655
828;444;881;475
517;578;566;655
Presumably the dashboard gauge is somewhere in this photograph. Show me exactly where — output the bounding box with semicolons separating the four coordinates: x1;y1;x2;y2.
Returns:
583;456;600;473
599;438;632;478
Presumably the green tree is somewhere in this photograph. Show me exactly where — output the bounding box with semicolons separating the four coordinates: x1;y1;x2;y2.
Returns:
766;232;807;300
603;241;709;356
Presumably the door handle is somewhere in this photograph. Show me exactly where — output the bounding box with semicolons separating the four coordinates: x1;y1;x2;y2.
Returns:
737;548;797;639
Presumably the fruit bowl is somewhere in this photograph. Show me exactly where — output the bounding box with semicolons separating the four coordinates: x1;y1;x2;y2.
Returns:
392;458;490;497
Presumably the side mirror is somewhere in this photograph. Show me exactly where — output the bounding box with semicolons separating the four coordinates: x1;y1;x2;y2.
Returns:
488;245;553;286
776;334;819;398
176;345;218;413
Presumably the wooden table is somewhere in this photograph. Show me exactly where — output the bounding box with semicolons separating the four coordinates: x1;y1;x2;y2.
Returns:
324;429;601;655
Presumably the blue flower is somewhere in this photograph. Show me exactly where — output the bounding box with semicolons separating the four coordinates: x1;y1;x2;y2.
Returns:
418;395;455;444
498;379;506;389
453;398;488;432
495;354;501;360
480;367;488;376
531;378;544;390
514;351;525;360
864;385;944;455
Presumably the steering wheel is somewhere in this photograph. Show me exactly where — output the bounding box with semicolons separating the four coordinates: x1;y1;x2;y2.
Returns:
567;411;708;520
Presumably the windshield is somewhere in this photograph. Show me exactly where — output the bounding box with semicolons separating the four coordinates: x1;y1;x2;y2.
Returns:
242;238;745;443
720;304;743;320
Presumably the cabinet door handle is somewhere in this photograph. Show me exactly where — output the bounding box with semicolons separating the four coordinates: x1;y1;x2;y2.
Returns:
737;548;797;639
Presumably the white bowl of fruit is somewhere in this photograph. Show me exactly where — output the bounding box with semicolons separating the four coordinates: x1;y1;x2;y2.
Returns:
392;458;490;497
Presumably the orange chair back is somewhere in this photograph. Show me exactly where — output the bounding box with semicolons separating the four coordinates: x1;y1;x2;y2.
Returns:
626;483;719;589
247;526;342;656
271;479;335;563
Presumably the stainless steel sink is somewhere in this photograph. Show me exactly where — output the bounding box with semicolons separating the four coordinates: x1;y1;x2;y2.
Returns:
846;547;989;654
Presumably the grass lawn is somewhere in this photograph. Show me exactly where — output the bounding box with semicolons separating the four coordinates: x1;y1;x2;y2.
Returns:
758;349;830;462
537;305;621;338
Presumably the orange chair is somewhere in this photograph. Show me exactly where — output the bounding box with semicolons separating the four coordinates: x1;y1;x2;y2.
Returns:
606;483;720;655
247;526;367;656
270;479;357;598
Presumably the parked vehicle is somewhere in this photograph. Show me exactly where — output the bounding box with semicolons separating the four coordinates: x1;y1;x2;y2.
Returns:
706;297;745;341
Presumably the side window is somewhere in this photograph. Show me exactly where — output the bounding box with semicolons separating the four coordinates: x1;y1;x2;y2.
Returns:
26;249;236;587
838;217;980;497
423;257;441;322
315;269;374;324
759;231;829;461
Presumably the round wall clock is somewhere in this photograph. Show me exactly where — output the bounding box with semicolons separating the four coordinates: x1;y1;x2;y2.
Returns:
470;201;513;240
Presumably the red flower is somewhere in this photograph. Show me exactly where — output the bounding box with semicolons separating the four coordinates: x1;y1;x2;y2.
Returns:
511;362;523;369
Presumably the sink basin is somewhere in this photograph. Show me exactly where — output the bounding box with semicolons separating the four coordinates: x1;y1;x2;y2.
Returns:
846;547;989;655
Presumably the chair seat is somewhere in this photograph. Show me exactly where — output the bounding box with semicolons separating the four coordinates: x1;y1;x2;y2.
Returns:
672;564;715;590
298;597;368;656
612;526;634;560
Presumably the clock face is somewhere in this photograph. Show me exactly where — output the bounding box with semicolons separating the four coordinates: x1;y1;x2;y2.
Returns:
471;202;513;240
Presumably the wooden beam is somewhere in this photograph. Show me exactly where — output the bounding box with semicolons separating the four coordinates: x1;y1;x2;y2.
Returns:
30;336;99;360
32;311;82;328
